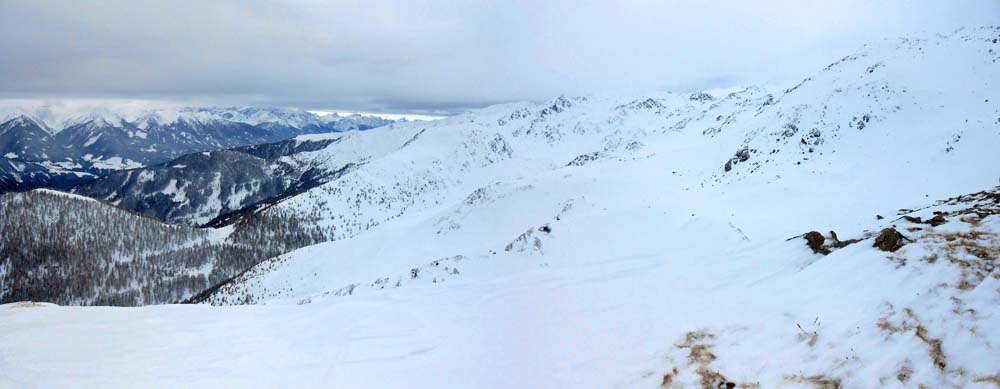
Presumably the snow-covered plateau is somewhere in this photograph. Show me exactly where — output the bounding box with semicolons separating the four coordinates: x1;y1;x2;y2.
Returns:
2;27;1000;388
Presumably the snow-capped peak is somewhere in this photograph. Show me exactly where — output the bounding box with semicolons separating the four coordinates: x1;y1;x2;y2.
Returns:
2;114;49;132
0;101;402;133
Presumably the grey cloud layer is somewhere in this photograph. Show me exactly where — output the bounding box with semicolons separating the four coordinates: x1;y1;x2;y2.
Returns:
1;0;997;113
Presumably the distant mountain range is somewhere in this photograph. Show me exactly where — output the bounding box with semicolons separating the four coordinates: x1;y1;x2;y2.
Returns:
73;134;351;226
0;107;393;191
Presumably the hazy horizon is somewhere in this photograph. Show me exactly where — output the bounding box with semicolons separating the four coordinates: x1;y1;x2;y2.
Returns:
2;1;997;116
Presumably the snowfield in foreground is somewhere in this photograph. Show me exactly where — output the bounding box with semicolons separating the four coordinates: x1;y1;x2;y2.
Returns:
2;26;1000;388
2;187;1000;387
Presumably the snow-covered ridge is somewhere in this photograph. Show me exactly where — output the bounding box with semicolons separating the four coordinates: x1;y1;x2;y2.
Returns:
0;105;397;193
0;106;393;135
30;188;99;203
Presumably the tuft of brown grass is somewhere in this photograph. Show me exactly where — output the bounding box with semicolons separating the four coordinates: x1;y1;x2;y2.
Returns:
660;367;679;388
696;367;736;389
974;374;1000;387
917;227;999;291
796;323;819;347
877;305;912;334
914;324;946;371
669;331;739;389
688;344;717;365
677;330;715;347
784;374;841;389
896;360;913;384
961;216;982;226
877;307;949;373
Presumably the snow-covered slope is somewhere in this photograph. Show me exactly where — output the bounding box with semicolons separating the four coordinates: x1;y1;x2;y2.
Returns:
2;26;1000;387
204;25;1000;255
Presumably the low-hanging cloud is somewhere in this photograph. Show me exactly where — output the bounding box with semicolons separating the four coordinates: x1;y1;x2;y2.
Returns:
1;0;997;114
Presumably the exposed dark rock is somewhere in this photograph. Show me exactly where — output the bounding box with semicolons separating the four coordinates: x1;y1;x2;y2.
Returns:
689;92;714;102
804;231;830;255
926;215;948;226
566;152;600;167
832;238;862;249
723;147;751;172
826;230;861;248
899;214;948;227
874;228;910;252
780;123;799;138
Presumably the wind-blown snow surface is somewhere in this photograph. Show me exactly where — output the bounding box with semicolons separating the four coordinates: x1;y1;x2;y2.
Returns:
3;27;1000;387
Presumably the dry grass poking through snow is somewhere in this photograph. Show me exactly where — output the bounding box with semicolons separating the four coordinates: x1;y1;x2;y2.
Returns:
653;190;1000;388
877;304;949;376
917;224;1000;291
909;188;1000;290
974;374;1000;387
660;331;765;389
783;374;842;389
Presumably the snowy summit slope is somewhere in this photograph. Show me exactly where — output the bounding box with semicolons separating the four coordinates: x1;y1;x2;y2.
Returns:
2;27;1000;388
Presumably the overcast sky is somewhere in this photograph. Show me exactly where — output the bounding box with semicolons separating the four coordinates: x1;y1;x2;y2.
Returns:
1;1;997;115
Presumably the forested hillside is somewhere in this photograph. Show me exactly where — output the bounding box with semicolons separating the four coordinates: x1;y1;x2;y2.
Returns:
0;190;324;305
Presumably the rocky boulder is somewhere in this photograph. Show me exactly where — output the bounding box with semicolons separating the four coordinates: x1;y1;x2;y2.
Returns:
804;231;830;255
873;228;910;252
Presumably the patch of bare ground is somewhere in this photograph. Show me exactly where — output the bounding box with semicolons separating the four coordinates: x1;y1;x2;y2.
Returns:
913;324;947;371
949;296;978;319
974;374;1000;387
660;331;760;389
674;331;730;389
895;359;914;385
918;222;999;291
887;187;1000;283
913;186;1000;220
783;374;841;389
877;304;949;373
660;368;679;387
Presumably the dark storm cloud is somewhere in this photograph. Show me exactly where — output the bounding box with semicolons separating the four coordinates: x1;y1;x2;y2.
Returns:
1;0;997;114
